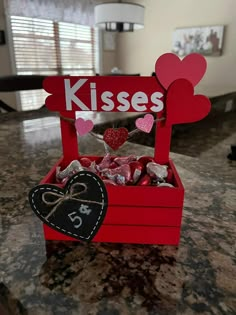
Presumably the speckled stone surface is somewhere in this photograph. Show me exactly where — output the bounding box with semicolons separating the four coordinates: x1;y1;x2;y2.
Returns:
0;111;235;315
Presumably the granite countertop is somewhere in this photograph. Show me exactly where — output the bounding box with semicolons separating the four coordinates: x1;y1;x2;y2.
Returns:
0;112;235;315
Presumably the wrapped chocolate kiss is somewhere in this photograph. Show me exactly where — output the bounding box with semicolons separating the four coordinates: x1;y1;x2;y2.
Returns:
137;174;152;186
146;162;168;180
114;155;137;165
87;161;98;174
129;161;144;184
97;153;113;171
56;160;84;180
103;179;118;186
138;156;154;166
103;164;131;185
79;157;92;168
109;161;119;169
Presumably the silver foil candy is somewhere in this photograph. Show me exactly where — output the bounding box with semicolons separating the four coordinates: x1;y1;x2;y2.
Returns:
146;162;168;180
56;160;84;180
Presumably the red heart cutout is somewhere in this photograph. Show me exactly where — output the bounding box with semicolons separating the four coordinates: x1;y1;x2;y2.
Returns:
155;53;207;89
103;128;128;150
166;79;211;126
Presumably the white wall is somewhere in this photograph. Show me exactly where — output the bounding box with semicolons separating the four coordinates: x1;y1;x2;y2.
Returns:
117;0;236;97
0;0;18;109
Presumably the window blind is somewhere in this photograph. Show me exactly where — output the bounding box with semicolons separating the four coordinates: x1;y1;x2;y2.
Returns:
10;16;98;111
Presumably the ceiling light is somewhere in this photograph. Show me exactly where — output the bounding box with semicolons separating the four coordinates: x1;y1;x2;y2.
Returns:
94;2;145;32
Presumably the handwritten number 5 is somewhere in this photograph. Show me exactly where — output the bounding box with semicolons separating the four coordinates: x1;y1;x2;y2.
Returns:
68;211;82;229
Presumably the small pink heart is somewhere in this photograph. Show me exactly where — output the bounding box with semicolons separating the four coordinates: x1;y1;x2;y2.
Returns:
135;114;154;133
155;53;207;90
75;118;94;136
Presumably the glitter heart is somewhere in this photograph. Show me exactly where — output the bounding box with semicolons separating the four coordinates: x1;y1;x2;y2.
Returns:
103;127;128;150
135;114;154;133
75;118;94;136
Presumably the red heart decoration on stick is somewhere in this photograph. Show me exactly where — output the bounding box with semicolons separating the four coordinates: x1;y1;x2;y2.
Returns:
103;127;128;150
155;53;207;90
165;79;211;126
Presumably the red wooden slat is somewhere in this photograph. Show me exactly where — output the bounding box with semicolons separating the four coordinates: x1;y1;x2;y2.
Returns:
107;185;184;207
59;111;78;163
169;159;184;190
103;206;182;226
154;123;172;164
43;224;181;245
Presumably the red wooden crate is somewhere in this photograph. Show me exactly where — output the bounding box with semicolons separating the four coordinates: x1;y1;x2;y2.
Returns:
39;59;210;244
40;114;184;244
41;157;184;244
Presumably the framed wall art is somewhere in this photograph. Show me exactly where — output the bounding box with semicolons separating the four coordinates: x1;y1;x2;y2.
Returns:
172;25;225;57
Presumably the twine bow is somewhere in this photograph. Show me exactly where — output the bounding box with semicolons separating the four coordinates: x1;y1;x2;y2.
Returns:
42;183;104;220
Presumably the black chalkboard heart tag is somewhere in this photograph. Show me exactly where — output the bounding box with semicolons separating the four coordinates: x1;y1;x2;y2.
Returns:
28;171;108;242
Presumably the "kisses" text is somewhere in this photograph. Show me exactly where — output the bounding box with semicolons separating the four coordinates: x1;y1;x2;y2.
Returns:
65;79;164;113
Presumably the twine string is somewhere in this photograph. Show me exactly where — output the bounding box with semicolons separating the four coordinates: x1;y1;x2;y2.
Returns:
59;114;165;141
42;182;103;220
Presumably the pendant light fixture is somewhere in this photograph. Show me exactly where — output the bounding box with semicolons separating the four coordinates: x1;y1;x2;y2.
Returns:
94;1;145;32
